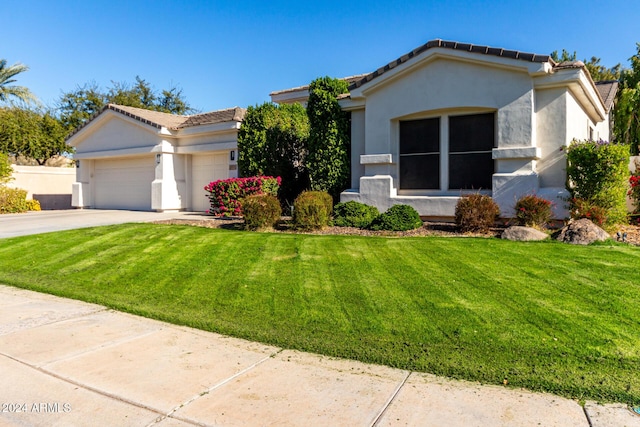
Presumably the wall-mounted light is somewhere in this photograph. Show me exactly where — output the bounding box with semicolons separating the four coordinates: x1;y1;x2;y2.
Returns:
156;154;161;165
230;150;235;161
76;160;80;169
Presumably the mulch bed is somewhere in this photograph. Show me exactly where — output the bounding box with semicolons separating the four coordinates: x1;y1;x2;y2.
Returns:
153;217;640;246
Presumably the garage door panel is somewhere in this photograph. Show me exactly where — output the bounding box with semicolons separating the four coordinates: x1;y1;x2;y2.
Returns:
94;158;155;210
192;154;228;212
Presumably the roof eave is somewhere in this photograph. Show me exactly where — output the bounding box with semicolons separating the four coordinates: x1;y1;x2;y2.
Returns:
349;48;551;99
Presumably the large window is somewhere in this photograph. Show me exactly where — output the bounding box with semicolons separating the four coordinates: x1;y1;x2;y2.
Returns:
399;117;440;189
399;112;495;191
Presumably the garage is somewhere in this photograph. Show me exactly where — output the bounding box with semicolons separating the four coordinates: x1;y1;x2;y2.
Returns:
94;157;155;210
191;153;228;212
68;104;244;212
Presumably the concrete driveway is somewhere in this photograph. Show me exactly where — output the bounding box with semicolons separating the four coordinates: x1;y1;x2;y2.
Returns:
0;209;208;239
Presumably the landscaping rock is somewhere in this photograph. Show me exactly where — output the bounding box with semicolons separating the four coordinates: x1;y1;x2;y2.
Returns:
501;226;549;242
556;219;610;245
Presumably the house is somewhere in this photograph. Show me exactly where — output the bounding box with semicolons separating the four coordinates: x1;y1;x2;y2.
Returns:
68;104;245;211
272;39;618;219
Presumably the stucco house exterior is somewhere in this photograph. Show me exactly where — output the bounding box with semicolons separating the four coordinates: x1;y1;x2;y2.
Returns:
68;104;245;211
272;39;618;219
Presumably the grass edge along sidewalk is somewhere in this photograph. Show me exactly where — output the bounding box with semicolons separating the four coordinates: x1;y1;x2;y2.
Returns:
0;223;638;406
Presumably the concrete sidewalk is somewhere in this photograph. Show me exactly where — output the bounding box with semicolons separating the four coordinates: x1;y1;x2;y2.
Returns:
0;285;638;427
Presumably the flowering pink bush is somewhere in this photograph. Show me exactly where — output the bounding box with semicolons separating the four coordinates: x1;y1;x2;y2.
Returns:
204;176;281;216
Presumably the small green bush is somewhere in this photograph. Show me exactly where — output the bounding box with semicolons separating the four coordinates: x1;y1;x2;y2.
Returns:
333;201;379;228
242;194;282;230
369;204;423;231
565;139;629;227
455;194;500;233
0;186;28;214
26;199;41;211
514;195;553;228
293;191;333;230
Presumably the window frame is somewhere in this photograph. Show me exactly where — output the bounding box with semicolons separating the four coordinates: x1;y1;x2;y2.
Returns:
397;109;496;194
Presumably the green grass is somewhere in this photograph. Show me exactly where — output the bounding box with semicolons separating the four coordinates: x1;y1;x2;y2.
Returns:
1;223;639;405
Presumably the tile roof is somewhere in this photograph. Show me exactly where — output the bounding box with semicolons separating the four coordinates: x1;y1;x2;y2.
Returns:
594;80;619;112
269;75;368;96
67;104;246;140
349;39;557;90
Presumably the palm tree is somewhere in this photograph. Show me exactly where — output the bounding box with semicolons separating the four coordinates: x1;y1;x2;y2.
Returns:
0;59;38;105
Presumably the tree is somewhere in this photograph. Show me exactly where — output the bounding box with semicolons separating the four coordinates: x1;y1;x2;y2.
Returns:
306;76;350;201
57;77;194;130
613;43;640;154
0;107;69;165
0;153;12;184
0;59;37;105
550;49;577;62
584;57;622;82
57;82;106;131
238;102;310;203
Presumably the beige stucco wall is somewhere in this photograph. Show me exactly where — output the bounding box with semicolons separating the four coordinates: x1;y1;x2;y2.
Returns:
74;114;160;154
9;165;75;198
341;54;607;220
71;114;239;212
361;59;536;185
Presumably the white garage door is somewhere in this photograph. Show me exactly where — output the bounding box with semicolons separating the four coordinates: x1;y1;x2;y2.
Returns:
94;157;155;210
192;153;228;212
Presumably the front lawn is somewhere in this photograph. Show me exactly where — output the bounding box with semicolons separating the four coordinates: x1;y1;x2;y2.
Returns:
0;223;639;405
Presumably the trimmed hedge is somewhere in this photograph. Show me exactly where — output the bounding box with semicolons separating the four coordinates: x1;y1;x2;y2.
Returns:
455;194;500;233
242;194;282;230
333;201;379;229
566;139;629;227
514;195;553;228
293;191;333;230
369;204;423;231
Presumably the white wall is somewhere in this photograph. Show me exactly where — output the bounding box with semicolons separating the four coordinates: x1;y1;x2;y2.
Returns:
342;55;607;220
360;59;535;186
9;165;75;198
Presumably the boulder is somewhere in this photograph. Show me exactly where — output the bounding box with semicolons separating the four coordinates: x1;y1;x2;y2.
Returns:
501;226;549;242
556;219;610;245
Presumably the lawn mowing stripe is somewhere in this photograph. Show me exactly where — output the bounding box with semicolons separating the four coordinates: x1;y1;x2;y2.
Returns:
0;224;639;405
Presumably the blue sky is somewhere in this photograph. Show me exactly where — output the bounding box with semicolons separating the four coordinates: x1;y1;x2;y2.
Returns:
4;0;639;113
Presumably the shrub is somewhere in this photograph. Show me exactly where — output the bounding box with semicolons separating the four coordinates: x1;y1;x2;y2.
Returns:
565;139;629;227
293;191;333;230
455;194;500;233
306;77;350;201
204;176;281;217
238;102;310;204
241;194;282;230
333;201;379;229
569;198;608;227
514;195;553;228
0;186;28;214
26;199;41;211
0;154;13;184
369;204;423;231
